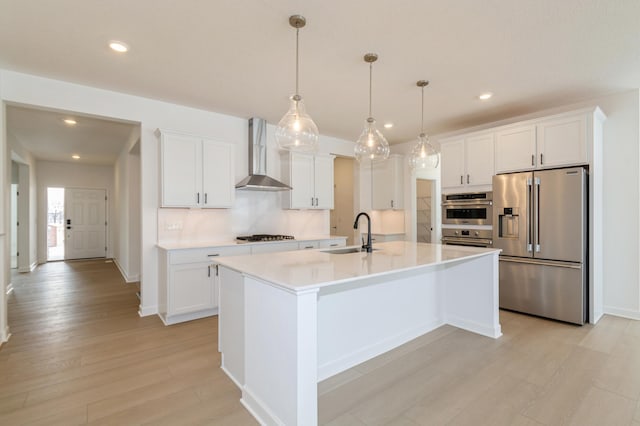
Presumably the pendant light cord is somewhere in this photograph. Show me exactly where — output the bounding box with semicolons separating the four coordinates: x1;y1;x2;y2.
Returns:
368;62;373;118
421;85;424;133
295;28;299;97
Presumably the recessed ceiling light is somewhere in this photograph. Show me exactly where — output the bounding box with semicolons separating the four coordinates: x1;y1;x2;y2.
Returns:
384;123;394;129
109;41;129;53
72;155;80;160
478;92;493;100
64;119;77;125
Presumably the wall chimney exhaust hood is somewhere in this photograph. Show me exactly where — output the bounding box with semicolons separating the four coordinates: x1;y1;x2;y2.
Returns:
235;118;292;191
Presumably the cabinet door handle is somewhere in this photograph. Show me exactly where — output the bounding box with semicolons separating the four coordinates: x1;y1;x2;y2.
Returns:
204;193;208;204
197;192;200;204
391;200;394;208
467;174;470;184
316;197;318;206
208;265;211;277
540;153;544;165
207;254;220;257
531;155;534;166
311;197;314;207
303;245;314;249
460;175;463;185
330;243;339;247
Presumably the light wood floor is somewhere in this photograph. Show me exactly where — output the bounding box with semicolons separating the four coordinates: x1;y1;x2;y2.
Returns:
1;260;640;425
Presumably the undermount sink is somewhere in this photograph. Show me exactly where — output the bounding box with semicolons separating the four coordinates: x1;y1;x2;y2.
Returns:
322;247;378;254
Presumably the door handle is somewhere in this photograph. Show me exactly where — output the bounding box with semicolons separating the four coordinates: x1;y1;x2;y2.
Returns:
197;192;200;204
204;193;208;204
540;153;544;165
535;177;541;252
531;154;535;166
526;177;532;252
467;174;470;184
460;175;463;185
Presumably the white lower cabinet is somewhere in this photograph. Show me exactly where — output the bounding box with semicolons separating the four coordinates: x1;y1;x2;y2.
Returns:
169;262;215;316
158;245;250;325
158;237;347;324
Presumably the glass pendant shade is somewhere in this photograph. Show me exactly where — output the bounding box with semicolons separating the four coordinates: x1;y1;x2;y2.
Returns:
409;133;439;169
275;95;319;151
276;15;319;152
355;117;390;162
409;79;439;170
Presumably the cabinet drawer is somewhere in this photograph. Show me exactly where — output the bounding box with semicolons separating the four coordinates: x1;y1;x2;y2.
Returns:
319;239;347;248
169;245;251;264
299;241;320;250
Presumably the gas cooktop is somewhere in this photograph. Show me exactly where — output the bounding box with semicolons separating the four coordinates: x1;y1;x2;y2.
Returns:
236;234;295;243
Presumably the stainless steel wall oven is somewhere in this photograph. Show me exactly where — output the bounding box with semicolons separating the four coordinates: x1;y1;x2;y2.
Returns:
442;192;493;226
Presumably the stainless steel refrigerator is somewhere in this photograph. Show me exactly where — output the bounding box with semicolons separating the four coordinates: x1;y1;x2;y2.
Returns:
493;167;587;324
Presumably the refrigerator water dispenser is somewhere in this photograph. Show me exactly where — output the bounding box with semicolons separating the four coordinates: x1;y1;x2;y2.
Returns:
498;207;519;239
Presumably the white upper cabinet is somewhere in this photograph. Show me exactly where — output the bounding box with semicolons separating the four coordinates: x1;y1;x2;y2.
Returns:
371;155;404;210
495;111;590;173
281;152;335;209
441;133;494;190
495;125;537;173
159;130;235;208
440;140;465;188
536;114;587;168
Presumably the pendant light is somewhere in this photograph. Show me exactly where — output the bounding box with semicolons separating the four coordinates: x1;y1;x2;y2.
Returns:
409;80;439;170
354;53;390;163
275;15;319;152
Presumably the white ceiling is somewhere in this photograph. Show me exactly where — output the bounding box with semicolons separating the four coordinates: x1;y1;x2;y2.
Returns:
1;0;639;150
6;105;137;166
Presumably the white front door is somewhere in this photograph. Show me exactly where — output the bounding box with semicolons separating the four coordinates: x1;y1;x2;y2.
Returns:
65;188;107;260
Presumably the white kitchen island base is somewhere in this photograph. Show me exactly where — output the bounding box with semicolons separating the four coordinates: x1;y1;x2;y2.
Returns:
217;242;501;425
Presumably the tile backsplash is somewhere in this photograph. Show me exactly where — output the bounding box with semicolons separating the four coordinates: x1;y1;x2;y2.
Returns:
158;190;329;243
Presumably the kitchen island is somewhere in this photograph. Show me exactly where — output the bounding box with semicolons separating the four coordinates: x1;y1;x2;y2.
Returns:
216;241;501;425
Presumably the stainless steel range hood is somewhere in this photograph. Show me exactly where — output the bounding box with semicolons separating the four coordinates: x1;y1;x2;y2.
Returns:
235;117;292;191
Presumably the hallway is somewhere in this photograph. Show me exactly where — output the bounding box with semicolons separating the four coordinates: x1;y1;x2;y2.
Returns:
0;260;255;425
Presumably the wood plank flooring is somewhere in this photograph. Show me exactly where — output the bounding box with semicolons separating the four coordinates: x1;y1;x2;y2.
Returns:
1;259;640;425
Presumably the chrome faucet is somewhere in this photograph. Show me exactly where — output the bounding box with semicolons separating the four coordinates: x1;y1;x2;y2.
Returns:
353;212;372;253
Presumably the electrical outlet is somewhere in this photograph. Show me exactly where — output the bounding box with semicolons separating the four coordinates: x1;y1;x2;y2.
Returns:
166;222;183;231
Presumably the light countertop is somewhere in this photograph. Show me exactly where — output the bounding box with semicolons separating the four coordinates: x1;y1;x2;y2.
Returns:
157;235;347;250
215;241;501;292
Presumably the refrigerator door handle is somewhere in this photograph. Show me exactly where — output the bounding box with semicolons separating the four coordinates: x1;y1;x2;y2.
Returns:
534;177;541;252
499;256;583;269
526;177;533;252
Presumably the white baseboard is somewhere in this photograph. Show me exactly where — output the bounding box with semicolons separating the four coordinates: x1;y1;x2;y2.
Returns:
113;258;140;283
446;315;503;339
157;308;218;326
241;385;284;426
0;326;11;345
603;306;640;321
138;304;157;317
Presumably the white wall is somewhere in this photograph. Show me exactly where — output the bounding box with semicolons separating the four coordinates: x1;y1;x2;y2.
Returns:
0;69;355;319
113;127;141;282
0;74;8;344
35;161;115;264
7;131;37;272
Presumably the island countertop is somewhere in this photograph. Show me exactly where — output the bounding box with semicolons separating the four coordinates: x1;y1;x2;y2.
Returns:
214;241;500;292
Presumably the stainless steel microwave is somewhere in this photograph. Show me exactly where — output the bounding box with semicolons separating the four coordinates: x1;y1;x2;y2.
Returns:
442;192;493;226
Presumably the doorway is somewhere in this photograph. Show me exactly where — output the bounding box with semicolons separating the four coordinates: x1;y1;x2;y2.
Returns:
416;179;436;243
331;157;356;245
47;187;65;261
47;187;107;261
